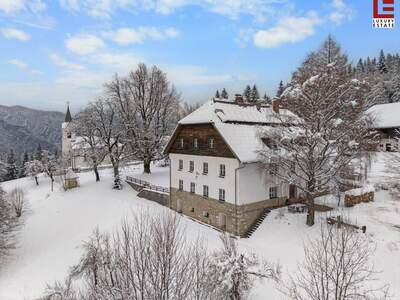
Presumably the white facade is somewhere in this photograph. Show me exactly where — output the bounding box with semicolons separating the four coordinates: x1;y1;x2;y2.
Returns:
170;153;290;205
170;153;239;204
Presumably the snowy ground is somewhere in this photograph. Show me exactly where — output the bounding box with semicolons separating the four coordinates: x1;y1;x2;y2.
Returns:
0;155;400;299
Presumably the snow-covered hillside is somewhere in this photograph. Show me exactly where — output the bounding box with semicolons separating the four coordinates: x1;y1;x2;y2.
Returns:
0;155;400;299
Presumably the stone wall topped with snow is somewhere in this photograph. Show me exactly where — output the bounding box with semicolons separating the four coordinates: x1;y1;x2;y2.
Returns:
344;185;375;207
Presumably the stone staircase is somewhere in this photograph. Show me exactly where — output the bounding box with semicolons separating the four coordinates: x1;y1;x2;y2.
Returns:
241;208;271;238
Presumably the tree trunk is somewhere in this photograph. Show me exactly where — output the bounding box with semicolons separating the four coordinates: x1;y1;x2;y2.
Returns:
94;166;100;182
34;176;39;186
143;159;151;174
113;164;119;178
306;194;315;226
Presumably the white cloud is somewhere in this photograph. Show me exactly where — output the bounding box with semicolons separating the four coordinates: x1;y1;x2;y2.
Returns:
105;26;179;45
59;0;281;22
1;28;31;41
8;58;28;69
329;0;353;25
49;53;86;71
65;34;105;55
88;52;143;73
253;12;321;48
0;0;46;13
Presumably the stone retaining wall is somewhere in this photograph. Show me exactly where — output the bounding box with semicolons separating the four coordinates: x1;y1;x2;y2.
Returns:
137;189;169;207
344;191;374;207
170;188;287;236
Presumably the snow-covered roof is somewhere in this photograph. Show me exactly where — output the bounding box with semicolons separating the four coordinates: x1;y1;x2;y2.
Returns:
169;100;298;163
366;102;400;129
65;168;79;179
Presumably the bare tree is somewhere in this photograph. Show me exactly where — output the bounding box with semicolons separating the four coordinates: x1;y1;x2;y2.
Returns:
8;187;24;218
285;224;389;300
179;101;202;119
74;107;108;182
209;234;280;300
24;159;43;185
88;98;126;188
259;37;372;226
107;63;180;174
0;185;21;262
44;211;218;300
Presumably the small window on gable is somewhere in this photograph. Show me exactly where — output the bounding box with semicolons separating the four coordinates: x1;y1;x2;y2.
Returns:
209;138;214;149
194;138;198;149
179;138;184;149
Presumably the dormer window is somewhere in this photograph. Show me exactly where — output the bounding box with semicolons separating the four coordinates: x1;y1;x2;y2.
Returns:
194;138;198;149
209;138;214;149
179;138;184;149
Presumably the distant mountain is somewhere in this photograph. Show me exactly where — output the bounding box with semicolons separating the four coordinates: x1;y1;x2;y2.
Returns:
0;105;64;160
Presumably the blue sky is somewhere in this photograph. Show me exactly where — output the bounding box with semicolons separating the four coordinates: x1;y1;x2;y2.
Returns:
0;0;399;112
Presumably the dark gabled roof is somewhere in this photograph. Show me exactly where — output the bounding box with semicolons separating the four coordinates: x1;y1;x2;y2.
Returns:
65;104;72;123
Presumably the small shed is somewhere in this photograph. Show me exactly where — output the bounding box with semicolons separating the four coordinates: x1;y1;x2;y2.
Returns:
65;168;79;190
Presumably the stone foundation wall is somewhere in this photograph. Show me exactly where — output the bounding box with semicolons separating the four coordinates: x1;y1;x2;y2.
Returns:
344;191;374;207
170;188;287;236
138;189;169;207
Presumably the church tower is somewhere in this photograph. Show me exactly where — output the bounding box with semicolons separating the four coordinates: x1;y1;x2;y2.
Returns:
62;104;73;167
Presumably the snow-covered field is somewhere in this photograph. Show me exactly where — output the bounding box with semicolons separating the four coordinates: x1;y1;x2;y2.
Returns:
0;154;400;299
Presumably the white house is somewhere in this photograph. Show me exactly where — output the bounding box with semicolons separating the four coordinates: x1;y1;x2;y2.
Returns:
366;102;400;152
164;97;299;236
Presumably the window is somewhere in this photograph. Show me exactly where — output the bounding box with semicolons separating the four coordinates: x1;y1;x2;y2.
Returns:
179;138;184;149
269;163;278;175
67;132;72;138
219;164;226;178
203;185;209;197
190;207;195;212
178;159;183;171
203;211;209;218
179;180;183;191
203;162;208;175
190;182;195;193
189;161;194;172
194;138;198;149
219;189;225;202
269;186;278;199
209;138;214;149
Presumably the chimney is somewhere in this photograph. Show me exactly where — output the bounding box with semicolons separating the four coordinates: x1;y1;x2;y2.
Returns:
234;94;243;104
272;98;280;114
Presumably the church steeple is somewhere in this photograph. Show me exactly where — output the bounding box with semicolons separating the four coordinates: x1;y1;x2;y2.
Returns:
64;103;72;123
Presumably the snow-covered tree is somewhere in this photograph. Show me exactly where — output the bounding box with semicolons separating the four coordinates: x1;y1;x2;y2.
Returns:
41;151;60;192
74;107;108;182
259;37;371;226
378;49;388;74
108;63;180;174
276;80;285;98
285;224;389;300
0;185;21;261
179;101;202;119
249;85;259;103
5;150;18;181
209;234;280;300
221;88;229;99
24;159;43;186
19;152;29;178
86;98;125;187
243;85;251;102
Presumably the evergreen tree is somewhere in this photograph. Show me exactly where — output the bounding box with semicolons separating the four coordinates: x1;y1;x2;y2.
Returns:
215;90;220;99
5;150;18;181
221;88;228;99
263;93;271;103
378;49;388;74
19;152;29;178
35;144;42;161
243;85;251;102
356;58;364;73
249;85;260;102
276;80;285;98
